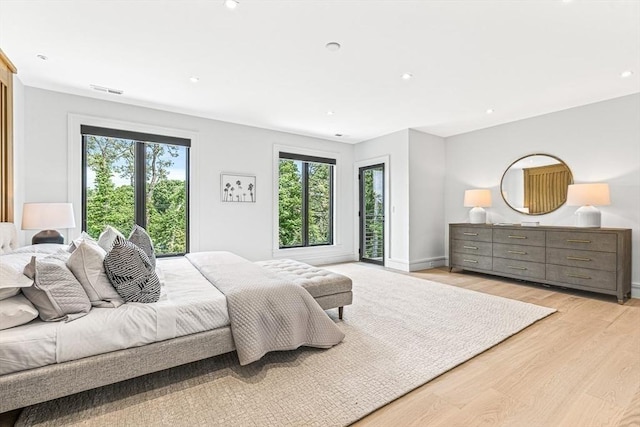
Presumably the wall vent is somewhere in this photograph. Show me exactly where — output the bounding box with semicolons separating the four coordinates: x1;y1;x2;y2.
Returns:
90;84;123;95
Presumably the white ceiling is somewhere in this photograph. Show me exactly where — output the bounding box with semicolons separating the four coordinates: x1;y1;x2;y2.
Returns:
1;0;639;143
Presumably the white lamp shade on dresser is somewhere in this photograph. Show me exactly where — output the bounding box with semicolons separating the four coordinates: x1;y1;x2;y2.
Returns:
566;183;610;228
464;189;492;224
21;203;76;244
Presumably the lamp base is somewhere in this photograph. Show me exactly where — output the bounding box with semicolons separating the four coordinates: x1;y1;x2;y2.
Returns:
574;205;601;228
32;230;64;245
469;207;487;224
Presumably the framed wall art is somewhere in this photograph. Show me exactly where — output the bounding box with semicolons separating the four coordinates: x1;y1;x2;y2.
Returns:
221;173;256;203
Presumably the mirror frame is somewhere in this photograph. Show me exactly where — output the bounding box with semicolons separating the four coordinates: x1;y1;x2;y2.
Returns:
500;153;573;216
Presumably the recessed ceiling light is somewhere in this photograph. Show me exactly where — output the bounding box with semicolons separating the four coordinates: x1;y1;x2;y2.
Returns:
325;42;341;52
561;0;572;3
90;84;123;95
224;0;238;10
401;73;413;80
327;110;335;116
190;76;200;83
486;108;494;114
621;70;633;78
36;54;48;61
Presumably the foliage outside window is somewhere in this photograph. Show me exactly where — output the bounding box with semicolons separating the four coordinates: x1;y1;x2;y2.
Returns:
82;126;189;255
278;152;334;248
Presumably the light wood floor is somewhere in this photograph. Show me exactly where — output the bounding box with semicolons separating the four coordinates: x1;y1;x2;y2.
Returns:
353;266;640;427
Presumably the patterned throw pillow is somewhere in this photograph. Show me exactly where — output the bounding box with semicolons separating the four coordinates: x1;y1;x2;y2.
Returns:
104;236;160;304
128;225;156;268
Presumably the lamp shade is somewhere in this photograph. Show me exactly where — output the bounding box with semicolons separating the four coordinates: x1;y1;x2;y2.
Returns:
463;189;492;208
21;203;76;230
566;183;610;207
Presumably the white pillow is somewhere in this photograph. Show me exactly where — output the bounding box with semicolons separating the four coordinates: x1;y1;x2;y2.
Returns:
68;231;97;253
0;294;39;330
98;226;125;252
67;240;124;308
0;254;36;301
22;255;91;322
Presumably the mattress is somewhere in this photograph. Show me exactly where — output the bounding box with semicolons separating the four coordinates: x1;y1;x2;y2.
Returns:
0;257;229;375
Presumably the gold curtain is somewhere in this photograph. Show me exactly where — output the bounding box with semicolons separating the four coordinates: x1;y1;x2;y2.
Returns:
0;49;17;222
523;164;571;214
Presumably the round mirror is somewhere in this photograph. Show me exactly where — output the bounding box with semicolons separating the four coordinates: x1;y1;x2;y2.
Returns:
500;154;573;215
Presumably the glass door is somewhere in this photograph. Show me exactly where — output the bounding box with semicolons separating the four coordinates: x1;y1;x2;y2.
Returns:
359;164;385;265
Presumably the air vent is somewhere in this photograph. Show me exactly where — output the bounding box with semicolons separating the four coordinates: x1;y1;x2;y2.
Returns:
90;84;123;95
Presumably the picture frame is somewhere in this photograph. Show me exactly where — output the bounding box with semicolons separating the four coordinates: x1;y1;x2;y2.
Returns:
221;173;256;203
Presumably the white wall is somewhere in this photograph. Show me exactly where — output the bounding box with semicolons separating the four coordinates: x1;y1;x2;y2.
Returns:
445;94;640;294
354;128;446;271
408;129;446;270
354;129;410;269
20;87;355;264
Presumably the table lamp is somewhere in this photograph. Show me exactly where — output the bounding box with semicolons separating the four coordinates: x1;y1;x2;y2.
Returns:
566;183;610;227
21;203;76;244
464;189;492;224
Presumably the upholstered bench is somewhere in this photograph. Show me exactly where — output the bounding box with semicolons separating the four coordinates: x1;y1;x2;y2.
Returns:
255;259;352;319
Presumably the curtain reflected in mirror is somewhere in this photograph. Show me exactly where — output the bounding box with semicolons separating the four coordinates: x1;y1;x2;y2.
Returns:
501;154;573;215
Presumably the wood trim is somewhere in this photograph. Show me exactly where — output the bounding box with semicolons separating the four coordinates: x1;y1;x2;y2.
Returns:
0;49;17;74
0;49;16;222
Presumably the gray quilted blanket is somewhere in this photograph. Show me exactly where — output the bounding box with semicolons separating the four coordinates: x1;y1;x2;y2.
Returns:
186;252;344;365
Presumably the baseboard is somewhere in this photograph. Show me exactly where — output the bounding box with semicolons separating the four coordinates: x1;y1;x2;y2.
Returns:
631;282;640;299
386;259;410;272
285;253;357;266
409;257;446;272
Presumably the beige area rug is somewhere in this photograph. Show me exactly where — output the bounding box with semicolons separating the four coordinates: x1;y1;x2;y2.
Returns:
17;263;555;427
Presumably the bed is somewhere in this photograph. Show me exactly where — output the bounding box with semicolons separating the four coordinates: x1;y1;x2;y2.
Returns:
0;223;352;413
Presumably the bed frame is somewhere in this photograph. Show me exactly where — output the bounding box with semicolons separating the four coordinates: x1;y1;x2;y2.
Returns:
0;223;352;413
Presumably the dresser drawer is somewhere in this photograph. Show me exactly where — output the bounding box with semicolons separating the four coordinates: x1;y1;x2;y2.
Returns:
493;258;545;280
493;228;545;247
546;231;617;253
546;265;616;291
493;243;545;263
451;253;492;270
452;240;492;256
546;247;616;272
450;226;492;242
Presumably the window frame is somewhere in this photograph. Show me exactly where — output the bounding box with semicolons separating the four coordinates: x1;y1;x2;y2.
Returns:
80;125;191;256
278;151;335;249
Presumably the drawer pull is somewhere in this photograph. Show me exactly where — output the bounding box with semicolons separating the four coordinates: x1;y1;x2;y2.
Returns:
566;256;592;262
508;265;527;270
567;273;591;279
566;239;591;244
508;235;527;239
508;250;527;255
463;259;478;263
463;246;478;250
463;232;478;236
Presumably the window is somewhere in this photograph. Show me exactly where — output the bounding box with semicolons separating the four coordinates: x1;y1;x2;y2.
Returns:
81;125;190;255
278;152;334;248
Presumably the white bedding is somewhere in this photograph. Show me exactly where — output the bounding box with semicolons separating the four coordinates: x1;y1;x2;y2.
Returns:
0;257;229;375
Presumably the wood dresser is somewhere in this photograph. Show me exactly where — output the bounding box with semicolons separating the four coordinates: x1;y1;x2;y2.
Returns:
449;223;632;303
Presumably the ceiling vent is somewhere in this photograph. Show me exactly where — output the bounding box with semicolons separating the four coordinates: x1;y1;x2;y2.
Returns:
90;84;123;95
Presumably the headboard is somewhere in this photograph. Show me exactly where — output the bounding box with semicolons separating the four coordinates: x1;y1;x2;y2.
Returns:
0;222;18;254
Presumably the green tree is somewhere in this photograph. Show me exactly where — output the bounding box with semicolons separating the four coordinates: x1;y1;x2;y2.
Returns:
278;159;303;247
84;136;185;254
85;136;135;237
363;169;384;258
147;179;186;254
308;163;331;244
